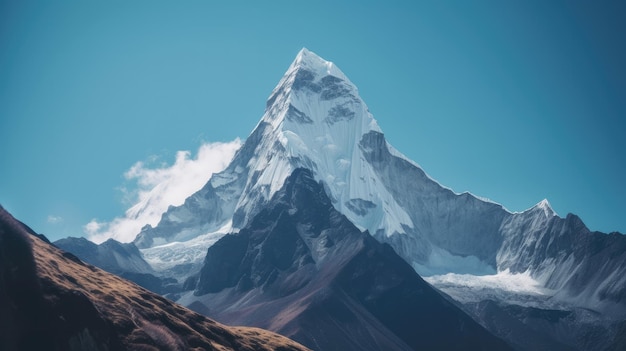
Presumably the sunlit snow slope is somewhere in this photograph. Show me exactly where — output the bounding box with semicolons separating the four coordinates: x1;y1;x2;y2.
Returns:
133;48;416;274
133;49;626;316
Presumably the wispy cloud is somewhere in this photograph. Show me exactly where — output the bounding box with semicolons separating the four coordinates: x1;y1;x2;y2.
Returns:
47;215;63;224
85;140;242;244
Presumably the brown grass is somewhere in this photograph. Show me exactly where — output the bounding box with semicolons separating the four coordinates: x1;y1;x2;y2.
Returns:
29;235;311;351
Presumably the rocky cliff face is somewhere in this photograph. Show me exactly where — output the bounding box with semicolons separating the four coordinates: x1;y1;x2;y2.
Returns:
496;205;626;314
360;126;626;314
181;169;511;351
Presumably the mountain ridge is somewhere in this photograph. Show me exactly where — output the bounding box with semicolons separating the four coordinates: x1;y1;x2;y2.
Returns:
131;49;626;314
55;48;626;350
181;168;512;351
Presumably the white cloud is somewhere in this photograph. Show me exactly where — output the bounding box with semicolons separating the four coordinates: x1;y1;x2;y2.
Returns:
84;219;102;234
86;139;242;244
47;215;63;224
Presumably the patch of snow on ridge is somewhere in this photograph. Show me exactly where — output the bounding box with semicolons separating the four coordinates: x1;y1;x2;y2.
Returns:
426;269;556;307
141;225;231;272
536;198;557;217
413;246;496;277
510;198;558;217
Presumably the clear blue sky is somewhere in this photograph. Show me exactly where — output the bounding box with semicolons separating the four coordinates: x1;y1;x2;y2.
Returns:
2;0;625;242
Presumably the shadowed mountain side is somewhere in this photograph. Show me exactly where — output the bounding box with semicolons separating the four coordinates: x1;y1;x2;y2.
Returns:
467;299;626;351
0;206;310;351
182;169;511;351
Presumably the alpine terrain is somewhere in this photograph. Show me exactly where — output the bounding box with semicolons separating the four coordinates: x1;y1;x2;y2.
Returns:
58;48;626;350
0;206;310;351
181;168;511;350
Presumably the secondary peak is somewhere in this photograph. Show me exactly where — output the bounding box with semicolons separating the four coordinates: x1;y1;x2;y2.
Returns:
535;198;557;218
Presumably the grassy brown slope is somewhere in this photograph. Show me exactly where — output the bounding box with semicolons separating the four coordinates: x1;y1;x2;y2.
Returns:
0;207;309;351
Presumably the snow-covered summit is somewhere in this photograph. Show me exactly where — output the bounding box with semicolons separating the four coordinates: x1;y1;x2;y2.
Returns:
134;49;508;272
237;48;406;237
134;51;626;317
534;198;557;217
516;198;557;219
132;49;399;245
291;48;349;82
263;48;379;128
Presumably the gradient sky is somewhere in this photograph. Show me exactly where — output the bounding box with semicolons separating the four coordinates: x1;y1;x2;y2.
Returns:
1;1;625;242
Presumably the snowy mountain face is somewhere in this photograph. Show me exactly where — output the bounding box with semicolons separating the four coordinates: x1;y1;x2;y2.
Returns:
135;48;511;275
180;169;511;351
497;210;626;315
117;49;626;349
135;48;410;250
132;48;626;321
132;48;418;276
38;48;626;350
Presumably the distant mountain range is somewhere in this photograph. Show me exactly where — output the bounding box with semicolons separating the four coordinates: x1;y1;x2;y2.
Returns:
53;49;626;350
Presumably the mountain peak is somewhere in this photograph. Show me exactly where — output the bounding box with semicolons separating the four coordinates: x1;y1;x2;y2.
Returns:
264;48;380;131
532;198;557;218
290;48;348;82
248;48;407;238
264;48;358;121
134;49;402;253
294;47;319;65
